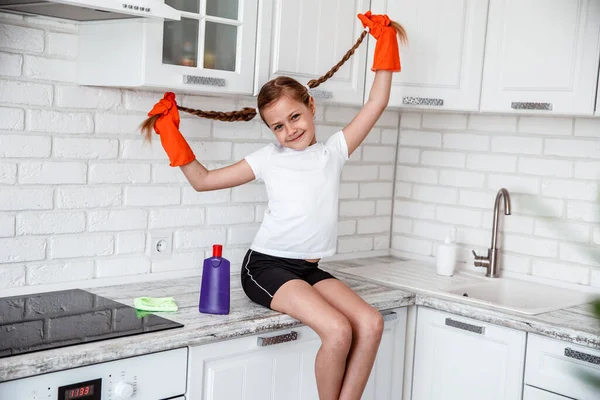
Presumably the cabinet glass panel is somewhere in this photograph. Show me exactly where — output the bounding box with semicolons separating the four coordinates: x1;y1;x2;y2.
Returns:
163;18;199;67
206;0;238;20
204;22;237;71
165;0;199;14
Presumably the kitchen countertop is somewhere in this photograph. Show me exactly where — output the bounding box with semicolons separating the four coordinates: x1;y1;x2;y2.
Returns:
1;255;599;383
0;271;413;383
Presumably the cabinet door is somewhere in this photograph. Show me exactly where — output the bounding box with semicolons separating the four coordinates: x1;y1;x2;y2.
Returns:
525;333;600;400
188;309;407;400
256;0;371;105
523;386;570;400
362;308;407;400
412;307;526;400
188;324;321;400
364;0;489;111
145;0;259;95
481;0;600;115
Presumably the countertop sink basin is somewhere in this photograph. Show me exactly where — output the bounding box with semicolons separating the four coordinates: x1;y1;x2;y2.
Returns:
444;278;595;315
334;261;596;315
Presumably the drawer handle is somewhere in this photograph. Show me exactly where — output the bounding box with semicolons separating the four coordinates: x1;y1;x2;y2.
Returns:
445;318;485;335
257;331;298;347
510;102;553;111
382;311;398;322
402;97;444;106
183;75;226;87
565;347;600;365
308;89;333;99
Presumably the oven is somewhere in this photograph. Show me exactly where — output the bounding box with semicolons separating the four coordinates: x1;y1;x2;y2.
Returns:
0;347;188;400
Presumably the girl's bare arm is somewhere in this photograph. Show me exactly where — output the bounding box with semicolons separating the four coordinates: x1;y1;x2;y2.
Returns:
341;70;392;156
180;159;256;192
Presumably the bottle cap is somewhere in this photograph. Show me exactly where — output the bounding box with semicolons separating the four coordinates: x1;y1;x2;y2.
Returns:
212;244;222;257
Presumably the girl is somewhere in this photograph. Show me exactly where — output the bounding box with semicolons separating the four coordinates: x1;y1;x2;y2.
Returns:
141;11;406;400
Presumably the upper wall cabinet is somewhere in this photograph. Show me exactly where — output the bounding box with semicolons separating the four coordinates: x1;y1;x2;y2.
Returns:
78;0;259;95
254;0;371;105
364;0;489;111
480;0;600;116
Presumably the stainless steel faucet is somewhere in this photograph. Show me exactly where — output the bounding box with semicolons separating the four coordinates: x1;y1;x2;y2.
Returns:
472;188;511;278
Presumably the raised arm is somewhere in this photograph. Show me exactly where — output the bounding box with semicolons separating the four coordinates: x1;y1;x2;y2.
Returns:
342;70;392;156
141;92;256;192
342;11;405;156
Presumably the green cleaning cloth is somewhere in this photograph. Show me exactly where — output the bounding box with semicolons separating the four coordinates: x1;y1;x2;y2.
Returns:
133;296;178;312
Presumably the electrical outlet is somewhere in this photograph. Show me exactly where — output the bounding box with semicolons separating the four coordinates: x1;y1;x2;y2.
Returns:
150;234;172;256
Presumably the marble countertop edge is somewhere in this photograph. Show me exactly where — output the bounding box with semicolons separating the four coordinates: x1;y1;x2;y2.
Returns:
0;289;413;383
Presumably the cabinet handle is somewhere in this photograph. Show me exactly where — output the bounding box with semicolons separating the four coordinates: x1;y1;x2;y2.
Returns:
564;347;600;365
257;331;298;347
183;75;226;87
402;97;444;106
382;311;398;322
510;102;552;111
445;318;485;335
308;89;333;99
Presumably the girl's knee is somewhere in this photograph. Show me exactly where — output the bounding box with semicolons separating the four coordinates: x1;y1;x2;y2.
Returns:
360;307;384;339
322;314;353;351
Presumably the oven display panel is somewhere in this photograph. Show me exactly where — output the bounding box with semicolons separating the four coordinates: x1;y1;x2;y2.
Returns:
58;378;101;400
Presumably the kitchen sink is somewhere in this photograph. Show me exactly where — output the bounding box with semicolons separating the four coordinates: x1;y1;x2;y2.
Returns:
336;262;595;315
443;278;594;315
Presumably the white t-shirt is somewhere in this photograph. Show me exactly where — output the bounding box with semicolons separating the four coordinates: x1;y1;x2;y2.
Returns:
244;130;349;259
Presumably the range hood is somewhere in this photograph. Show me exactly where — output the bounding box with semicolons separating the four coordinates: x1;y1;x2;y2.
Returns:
0;0;181;21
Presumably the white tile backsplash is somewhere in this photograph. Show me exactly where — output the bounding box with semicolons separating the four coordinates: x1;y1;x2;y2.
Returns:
394;111;599;287
1;13;597;295
0;13;398;294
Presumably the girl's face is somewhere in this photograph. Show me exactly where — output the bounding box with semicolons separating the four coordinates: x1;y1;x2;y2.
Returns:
261;95;316;150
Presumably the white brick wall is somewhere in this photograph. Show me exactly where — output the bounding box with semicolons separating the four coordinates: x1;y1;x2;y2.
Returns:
0;14;399;292
394;112;600;288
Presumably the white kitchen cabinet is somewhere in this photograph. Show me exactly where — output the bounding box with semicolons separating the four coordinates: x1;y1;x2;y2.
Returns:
523;386;570;400
187;308;407;400
78;0;259;95
411;307;526;400
480;0;600;115
188;324;321;400
364;0;489;111
524;333;600;400
254;0;371;105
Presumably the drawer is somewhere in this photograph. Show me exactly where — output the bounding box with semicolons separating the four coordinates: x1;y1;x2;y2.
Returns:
523;385;570;399
525;333;600;400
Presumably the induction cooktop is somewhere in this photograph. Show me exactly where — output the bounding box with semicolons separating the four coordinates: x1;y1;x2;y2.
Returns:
0;289;183;359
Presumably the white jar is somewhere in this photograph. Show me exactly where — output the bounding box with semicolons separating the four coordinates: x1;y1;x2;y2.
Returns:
436;231;457;276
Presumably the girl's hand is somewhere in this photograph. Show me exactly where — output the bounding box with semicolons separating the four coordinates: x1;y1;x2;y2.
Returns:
147;92;196;167
357;11;390;39
357;11;401;72
148;92;181;133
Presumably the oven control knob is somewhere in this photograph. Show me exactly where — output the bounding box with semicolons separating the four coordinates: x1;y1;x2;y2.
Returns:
114;382;134;399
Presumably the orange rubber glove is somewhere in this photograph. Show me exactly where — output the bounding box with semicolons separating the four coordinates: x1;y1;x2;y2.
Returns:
357;11;401;72
148;92;196;167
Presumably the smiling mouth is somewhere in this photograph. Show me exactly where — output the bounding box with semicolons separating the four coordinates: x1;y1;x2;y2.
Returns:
289;132;304;142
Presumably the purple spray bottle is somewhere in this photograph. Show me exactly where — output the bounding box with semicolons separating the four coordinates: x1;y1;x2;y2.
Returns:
199;244;230;314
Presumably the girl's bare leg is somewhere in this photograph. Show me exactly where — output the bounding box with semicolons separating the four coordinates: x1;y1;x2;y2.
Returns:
313;279;385;400
270;280;353;400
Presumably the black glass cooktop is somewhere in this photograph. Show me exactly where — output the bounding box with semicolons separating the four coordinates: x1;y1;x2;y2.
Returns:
0;289;183;359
